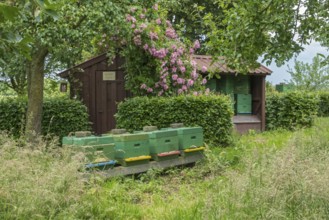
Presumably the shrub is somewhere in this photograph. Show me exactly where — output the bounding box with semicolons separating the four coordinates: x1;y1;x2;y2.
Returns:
317;92;329;117
266;92;318;130
115;94;234;146
0;97;90;138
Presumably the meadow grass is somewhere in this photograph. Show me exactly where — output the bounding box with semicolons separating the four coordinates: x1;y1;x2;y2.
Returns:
1;118;329;219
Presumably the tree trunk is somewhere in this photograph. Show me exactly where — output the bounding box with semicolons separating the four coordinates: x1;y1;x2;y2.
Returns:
25;46;48;141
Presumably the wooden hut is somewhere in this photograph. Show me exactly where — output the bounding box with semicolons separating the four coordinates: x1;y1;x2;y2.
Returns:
59;54;272;134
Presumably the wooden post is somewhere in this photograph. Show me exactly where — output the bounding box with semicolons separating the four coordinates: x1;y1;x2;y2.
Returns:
261;76;266;131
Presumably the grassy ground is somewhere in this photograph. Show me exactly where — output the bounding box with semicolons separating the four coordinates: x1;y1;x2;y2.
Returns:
1;118;329;219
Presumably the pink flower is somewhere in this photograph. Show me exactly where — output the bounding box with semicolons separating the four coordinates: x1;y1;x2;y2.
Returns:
201;66;207;73
149;47;157;55
158;90;163;96
191;60;197;67
191;72;198;79
172;74;178;80
140;23;147;29
163;85;169;90
171;45;177;50
134;29;141;34
172;67;177;73
147;88;153;93
205;88;210;95
143;44;149;50
151;48;167;59
177;59;183;66
131;24;136;28
187;79;194;87
171;52;178;59
165;28;177;39
202;78;207;85
140;14;145;19
156;18;161;24
126;14;132;22
177;78;185;84
155;83;160;88
166;20;172;27
179;66;186;73
140;84;147;89
153;4;158;10
182;85;187;91
193;91;198;96
133;35;142;46
193;40;200;49
189;48;195;54
149;31;159;40
178;89;183;94
177;47;184;55
131;17;136;23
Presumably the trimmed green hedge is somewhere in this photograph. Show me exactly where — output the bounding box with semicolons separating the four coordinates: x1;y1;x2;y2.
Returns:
0;97;90;138
317;92;329;117
266;92;318;130
115;95;234;146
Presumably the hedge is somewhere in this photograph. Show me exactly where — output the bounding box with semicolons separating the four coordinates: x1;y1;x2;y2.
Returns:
317;92;329;117
115;95;234;146
0;97;90;139
266;92;318;130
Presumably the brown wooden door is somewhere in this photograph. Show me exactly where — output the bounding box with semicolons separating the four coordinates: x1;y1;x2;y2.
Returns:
95;70;126;134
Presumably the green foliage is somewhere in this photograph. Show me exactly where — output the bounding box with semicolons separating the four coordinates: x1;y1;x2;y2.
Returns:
266;92;319;130
202;0;329;70
288;55;329;91
317;92;329;117
0;97;90;138
115;94;234;146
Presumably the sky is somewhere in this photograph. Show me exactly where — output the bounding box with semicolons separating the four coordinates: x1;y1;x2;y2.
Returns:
263;42;329;85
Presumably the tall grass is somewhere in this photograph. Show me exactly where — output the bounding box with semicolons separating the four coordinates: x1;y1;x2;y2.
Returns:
94;118;329;219
0;135;86;219
1;118;329;219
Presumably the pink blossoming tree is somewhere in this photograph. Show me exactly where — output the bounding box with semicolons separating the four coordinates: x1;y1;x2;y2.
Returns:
121;4;208;96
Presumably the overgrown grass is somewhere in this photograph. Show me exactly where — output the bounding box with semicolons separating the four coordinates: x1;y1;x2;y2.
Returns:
1;118;329;219
0;135;86;219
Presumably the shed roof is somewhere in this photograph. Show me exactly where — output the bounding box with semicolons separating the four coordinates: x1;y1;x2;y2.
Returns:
192;55;272;75
58;53;272;77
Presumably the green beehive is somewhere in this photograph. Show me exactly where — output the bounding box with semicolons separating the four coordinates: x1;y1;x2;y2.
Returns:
81;143;116;163
62;136;74;145
234;75;250;94
175;127;205;156
148;130;180;161
72;136;99;146
235;94;252;114
97;135;114;145
113;133;151;166
218;76;234;94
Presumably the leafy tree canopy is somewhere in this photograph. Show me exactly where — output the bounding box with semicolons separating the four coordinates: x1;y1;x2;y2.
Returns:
288;54;329;91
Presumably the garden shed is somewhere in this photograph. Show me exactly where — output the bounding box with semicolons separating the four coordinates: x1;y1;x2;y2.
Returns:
59;53;272;135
